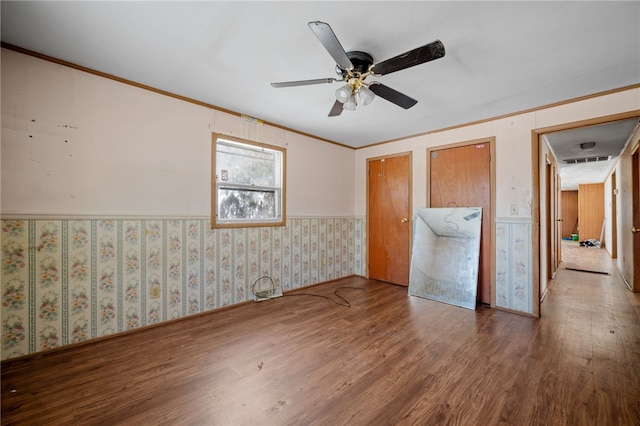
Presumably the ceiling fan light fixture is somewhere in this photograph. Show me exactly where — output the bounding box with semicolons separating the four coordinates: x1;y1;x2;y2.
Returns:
357;85;375;106
272;21;446;117
335;84;352;103
343;95;357;111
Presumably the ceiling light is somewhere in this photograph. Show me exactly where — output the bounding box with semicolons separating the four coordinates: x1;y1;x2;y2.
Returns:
335;84;352;103
343;95;357;111
336;79;376;111
580;142;596;151
357;85;375;106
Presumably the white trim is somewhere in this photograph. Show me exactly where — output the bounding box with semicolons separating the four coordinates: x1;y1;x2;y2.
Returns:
619;268;633;291
0;213;211;220
495;217;534;224
540;286;550;302
0;213;358;221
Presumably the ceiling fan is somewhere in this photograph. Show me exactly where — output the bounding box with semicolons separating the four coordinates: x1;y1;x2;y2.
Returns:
271;21;445;117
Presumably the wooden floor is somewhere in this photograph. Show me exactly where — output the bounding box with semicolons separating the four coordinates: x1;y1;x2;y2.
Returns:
2;242;639;425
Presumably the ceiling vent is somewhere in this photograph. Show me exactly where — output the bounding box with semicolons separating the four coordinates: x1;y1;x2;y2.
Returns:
564;155;611;164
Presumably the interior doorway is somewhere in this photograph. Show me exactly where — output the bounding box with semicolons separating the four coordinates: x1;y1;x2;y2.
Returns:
532;111;640;317
367;152;412;285
611;171;618;259
545;157;560;280
427;139;495;306
632;148;640;292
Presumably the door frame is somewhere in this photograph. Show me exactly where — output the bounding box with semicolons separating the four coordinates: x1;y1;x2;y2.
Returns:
426;137;496;307
366;151;413;284
545;156;555;280
531;110;640;317
611;171;618;259
632;146;640;292
556;167;563;271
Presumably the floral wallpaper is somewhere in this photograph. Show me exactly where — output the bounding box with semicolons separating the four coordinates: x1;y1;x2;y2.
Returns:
1;217;366;360
495;220;533;313
2;216;534;360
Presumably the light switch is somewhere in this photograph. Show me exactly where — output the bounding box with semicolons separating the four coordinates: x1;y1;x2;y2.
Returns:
510;204;518;215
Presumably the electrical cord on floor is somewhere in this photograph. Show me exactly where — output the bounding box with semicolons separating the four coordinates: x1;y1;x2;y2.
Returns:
283;286;366;307
250;276;365;307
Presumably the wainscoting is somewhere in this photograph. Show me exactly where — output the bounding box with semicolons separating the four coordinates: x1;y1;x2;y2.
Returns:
495;219;533;313
2;215;535;360
1;217;366;360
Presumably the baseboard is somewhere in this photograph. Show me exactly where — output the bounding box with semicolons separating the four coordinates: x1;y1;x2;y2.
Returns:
540;286;550;302
493;305;536;318
618;267;633;291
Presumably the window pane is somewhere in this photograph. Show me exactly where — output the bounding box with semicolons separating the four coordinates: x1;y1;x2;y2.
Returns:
217;187;278;220
217;142;277;187
212;134;286;228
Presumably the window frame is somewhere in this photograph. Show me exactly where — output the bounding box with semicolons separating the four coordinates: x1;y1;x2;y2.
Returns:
211;133;286;229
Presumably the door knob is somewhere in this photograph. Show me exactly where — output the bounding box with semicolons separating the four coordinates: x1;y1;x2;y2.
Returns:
633;226;639;234
401;218;409;223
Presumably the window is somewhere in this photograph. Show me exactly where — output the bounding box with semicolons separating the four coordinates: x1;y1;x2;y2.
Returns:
211;133;286;228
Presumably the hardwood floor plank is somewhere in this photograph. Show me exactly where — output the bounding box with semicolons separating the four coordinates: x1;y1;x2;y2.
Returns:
2;242;639;425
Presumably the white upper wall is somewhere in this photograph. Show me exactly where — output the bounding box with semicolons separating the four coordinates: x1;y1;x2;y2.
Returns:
0;48;355;218
2;48;638;222
354;89;640;218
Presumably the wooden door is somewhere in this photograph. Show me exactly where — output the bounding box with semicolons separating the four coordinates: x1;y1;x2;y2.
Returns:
611;171;618;258
546;161;560;277
429;142;492;304
578;183;605;240
545;161;555;279
561;191;578;238
556;172;563;268
632;150;640;292
368;153;412;285
546;160;561;276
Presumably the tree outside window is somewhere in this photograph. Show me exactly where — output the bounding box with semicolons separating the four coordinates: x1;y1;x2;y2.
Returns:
211;134;286;228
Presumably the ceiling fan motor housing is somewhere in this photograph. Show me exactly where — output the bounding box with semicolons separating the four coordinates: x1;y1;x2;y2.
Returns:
336;51;374;77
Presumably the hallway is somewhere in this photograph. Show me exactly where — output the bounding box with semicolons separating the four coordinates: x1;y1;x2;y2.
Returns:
536;240;640;423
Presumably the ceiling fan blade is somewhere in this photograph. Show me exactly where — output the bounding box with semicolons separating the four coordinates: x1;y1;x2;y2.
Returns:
328;100;344;117
369;83;418;109
372;40;445;76
308;21;353;70
271;78;337;88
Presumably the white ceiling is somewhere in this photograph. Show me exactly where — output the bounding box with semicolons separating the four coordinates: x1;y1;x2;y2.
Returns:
1;1;639;187
545;118;640;190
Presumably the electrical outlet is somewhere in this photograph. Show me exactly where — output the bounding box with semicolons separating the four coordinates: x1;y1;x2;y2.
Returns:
510;204;518;215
